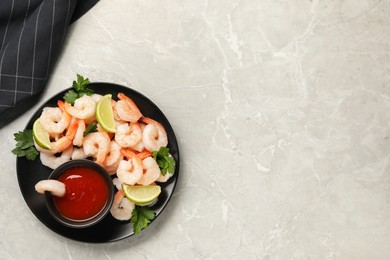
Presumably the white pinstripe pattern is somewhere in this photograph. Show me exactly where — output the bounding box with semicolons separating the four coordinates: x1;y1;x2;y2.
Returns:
46;0;56;77
31;3;44;94
14;0;31;106
0;43;9;88
0;1;14;91
0;89;37;93
1;73;46;80
61;0;72;45
0;0;14;52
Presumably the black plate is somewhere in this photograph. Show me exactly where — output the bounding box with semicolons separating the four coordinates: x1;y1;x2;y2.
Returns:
16;83;180;243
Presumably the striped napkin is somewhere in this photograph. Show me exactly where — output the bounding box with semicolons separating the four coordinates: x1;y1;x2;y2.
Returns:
0;0;99;129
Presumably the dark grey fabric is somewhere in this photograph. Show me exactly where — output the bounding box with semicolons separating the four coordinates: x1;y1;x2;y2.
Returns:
0;0;99;128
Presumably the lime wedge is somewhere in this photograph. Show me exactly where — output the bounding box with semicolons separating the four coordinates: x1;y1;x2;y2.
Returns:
33;118;51;150
96;94;116;133
122;184;161;205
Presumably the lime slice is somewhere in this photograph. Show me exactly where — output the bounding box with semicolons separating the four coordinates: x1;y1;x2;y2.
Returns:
33;118;51;150
96;94;116;133
122;184;161;205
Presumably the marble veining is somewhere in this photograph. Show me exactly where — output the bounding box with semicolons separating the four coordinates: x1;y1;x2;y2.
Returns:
1;0;389;259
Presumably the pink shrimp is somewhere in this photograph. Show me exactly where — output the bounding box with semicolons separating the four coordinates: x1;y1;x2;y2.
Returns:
40;146;73;169
64;95;96;119
39;101;71;134
115;93;142;123
49;120;79;153
141;117;168;152
111;99;123;122
137;157;160;186
103;141;123;175
73;119;86;147
114;122;143;148
110;190;135;221
83;131;111;165
116;151;143;185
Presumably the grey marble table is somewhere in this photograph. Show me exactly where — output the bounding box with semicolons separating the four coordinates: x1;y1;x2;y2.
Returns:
1;0;389;259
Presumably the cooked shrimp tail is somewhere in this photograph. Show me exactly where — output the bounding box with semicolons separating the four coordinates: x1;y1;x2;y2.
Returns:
121;148;152;160
136;149;152;160
57;100;66;111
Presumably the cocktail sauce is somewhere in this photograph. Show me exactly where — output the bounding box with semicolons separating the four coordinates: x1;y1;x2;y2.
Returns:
54;166;109;221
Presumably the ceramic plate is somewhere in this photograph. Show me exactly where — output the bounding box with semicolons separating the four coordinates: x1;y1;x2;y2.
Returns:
16;82;180;243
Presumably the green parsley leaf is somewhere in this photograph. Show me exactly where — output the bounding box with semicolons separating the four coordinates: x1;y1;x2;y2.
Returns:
73;74;92;94
63;74;93;104
83;123;98;137
63;89;79;104
152;147;175;176
130;206;155;234
24;147;40;160
12;129;39;160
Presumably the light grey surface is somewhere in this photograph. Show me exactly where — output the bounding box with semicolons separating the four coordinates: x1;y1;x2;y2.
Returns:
1;0;390;259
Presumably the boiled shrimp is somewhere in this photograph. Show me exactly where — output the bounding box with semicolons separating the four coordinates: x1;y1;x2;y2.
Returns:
116;153;143;185
141;117;168;152
64;95;96;119
83;131;111;165
71;147;88;160
40;106;71;134
131;138;145;152
49;120;79;153
156;171;174;183
137;156;160;186
103;141;123;175
40;146;73;169
91;93;103;103
115;93;142;123
73;119;85;147
112;177;122;190
35;179;66;197
110;190;135;221
115;122;142;148
111;99;123;122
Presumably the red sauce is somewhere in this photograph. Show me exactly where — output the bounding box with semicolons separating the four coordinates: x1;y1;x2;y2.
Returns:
54;166;109;221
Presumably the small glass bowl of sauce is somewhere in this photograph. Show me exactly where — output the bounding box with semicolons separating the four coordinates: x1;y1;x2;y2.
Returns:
45;159;114;228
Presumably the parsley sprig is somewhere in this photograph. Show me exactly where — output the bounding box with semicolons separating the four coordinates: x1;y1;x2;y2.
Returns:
63;74;93;104
131;206;155;234
152;147;175;176
12;130;39;160
83;123;98;137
